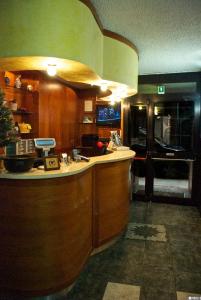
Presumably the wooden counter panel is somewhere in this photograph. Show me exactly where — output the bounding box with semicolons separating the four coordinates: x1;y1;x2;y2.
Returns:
0;153;134;296
0;169;93;294
93;160;131;247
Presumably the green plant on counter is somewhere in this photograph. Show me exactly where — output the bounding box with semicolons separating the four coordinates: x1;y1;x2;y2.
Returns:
0;88;18;147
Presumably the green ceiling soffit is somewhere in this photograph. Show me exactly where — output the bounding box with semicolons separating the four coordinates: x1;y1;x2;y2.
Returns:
0;0;138;93
103;36;138;89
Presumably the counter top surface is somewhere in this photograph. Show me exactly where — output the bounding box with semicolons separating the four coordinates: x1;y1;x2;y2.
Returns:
0;150;135;179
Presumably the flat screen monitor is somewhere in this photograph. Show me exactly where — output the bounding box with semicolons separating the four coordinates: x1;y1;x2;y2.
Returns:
96;103;121;127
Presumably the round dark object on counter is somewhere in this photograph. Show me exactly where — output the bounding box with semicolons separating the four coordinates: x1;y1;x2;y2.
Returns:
3;155;35;173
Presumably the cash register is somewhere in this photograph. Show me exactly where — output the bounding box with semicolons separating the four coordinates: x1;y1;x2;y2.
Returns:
34;138;56;157
33;138;56;168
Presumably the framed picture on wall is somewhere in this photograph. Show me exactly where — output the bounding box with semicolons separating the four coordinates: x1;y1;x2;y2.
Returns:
84;100;93;112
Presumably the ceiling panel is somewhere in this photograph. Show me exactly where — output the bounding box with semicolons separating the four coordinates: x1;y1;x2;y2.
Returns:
90;0;201;75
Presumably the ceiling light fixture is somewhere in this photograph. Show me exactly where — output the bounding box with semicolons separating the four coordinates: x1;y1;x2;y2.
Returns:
47;64;57;76
100;82;108;92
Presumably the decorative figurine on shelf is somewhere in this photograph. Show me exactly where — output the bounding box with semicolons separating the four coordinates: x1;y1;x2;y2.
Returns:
27;84;33;91
83;115;93;123
110;130;122;147
15;75;22;89
18;122;32;134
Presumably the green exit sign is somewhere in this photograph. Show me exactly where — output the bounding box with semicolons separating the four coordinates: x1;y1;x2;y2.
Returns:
157;85;165;94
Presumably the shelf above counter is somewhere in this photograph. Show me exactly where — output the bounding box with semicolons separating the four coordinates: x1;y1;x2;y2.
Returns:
4;85;35;93
79;122;95;124
12;110;33;115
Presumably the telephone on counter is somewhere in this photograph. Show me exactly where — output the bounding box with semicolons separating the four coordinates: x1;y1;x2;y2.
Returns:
72;149;90;162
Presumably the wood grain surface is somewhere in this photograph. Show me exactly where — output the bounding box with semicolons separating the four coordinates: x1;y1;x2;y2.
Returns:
93;160;131;247
0;169;93;295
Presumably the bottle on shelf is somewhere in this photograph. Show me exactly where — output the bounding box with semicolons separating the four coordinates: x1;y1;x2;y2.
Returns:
14;122;20;135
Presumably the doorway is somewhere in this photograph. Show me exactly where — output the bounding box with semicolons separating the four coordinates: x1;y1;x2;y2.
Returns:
130;93;197;204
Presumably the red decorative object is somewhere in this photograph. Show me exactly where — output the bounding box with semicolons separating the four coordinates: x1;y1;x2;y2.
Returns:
96;141;104;148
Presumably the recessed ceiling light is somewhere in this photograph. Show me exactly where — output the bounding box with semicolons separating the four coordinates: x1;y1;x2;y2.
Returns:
47;64;57;76
100;82;108;92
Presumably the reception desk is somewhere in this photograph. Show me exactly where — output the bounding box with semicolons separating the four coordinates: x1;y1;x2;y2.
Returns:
0;150;135;297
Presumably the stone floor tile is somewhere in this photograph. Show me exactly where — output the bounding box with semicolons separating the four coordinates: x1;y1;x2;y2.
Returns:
177;291;201;300
143;241;173;269
130;201;148;223
129;206;148;223
166;224;201;246
175;271;201;294
170;240;201;273
86;239;145;276
102;282;140;300
66;273;107;300
140;286;177;300
146;203;201;226
142;266;175;291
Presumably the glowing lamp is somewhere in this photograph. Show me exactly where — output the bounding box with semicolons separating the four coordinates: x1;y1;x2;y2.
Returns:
47;64;57;76
100;83;108;92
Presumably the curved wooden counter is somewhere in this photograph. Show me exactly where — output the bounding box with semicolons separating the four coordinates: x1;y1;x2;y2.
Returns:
0;150;135;297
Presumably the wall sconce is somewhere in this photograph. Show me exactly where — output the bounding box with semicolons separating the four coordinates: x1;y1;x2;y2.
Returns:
47;64;57;76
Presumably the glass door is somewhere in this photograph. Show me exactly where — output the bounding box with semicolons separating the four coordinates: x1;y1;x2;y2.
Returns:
130;104;147;198
129;94;196;203
152;99;194;201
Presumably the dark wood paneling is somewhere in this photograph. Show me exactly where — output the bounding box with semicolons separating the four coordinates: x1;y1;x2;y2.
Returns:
39;82;79;151
97;127;120;139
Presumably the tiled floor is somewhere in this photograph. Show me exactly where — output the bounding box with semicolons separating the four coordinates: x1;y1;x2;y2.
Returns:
103;282;140;300
67;201;201;300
